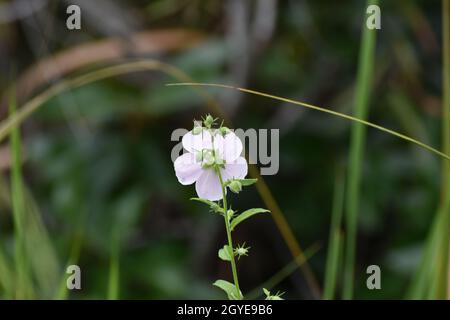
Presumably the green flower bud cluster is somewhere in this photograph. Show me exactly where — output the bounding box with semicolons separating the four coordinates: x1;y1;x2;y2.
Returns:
203;114;216;128
192;115;231;137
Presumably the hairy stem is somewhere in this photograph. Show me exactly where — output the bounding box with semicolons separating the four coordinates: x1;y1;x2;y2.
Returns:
217;169;242;299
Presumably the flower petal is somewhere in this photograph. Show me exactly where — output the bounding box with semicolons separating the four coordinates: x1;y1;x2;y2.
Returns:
174;153;202;185
219;131;243;162
222;156;248;181
182;129;213;153
195;169;223;201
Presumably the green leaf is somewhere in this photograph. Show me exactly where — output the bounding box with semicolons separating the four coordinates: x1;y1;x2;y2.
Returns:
213;280;242;300
218;245;232;261
238;178;258;186
225;178;257;188
190;197;216;206
190;198;223;213
230;208;269;231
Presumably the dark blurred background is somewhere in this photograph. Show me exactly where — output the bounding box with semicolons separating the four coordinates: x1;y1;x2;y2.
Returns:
0;0;445;299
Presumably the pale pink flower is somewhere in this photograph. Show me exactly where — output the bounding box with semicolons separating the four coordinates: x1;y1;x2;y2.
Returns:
174;129;248;201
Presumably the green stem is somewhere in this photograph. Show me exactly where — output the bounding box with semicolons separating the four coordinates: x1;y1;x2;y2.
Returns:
437;0;450;299
9;87;29;299
323;170;345;299
56;230;83;299
217;169;242;299
107;222;120;300
56;208;86;299
343;0;378;300
406;209;442;299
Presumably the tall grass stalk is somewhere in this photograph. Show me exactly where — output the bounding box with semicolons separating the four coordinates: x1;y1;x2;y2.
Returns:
56;230;83;299
404;1;450;300
323;170;345;299
407;209;442;298
166;83;450;161
438;0;450;299
0;246;13;298
343;0;378;299
107;224;120;300
22;186;60;297
0;176;14;298
8;87;60;299
9;87;30;299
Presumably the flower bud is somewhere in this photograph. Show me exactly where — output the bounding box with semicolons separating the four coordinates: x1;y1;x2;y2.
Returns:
192;126;203;135
234;243;250;260
203;115;214;128
227;209;235;220
219;126;230;135
263;288;284;300
235;247;248;256
204;152;215;166
228;180;242;194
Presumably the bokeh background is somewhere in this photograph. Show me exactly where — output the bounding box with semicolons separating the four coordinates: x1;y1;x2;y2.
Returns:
0;0;448;299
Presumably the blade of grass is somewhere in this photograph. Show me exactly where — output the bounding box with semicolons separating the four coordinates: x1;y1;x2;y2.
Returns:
9;87;33;299
343;0;378;299
323;169;346;299
164;82;450;161
55;206;88;300
428;224;446;299
0;246;13;298
426;0;450;300
440;0;450;299
0;175;14;299
9;86;60;299
407;209;442;299
56;230;83;300
107;224;120;300
22;185;60;298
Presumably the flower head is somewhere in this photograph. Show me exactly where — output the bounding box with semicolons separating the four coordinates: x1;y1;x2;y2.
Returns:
234;242;250;260
174;119;248;201
263;288;284;300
